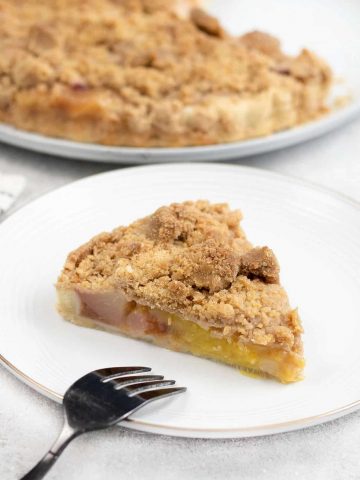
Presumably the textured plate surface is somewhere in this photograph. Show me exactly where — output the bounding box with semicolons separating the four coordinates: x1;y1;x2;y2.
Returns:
1;163;360;438
0;0;359;163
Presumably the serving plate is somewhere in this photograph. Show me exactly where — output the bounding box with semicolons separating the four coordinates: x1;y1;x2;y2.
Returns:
1;163;360;438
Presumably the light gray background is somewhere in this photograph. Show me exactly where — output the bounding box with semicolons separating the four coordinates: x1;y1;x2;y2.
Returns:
1;117;360;479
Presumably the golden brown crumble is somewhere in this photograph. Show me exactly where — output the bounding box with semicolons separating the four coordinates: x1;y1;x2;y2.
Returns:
239;31;284;60
57;201;302;351
190;8;224;37
238;246;279;284
0;0;331;146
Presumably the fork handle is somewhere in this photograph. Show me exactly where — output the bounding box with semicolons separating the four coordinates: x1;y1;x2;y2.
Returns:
20;422;80;480
20;451;61;480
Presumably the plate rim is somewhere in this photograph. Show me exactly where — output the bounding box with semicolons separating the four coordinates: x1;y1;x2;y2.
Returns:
1;352;360;438
0;101;359;163
1;162;360;438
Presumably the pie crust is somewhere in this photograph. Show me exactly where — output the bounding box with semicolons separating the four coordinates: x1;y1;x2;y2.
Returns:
56;201;304;382
0;1;331;147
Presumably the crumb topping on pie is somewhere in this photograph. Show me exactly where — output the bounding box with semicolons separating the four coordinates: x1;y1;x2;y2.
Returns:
58;201;302;351
0;0;331;146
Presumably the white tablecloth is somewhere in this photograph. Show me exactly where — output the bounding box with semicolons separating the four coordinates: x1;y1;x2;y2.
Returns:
1;117;360;479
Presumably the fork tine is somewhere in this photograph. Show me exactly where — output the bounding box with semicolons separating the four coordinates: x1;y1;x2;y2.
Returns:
138;387;187;402
111;375;164;388
126;380;175;395
97;366;151;382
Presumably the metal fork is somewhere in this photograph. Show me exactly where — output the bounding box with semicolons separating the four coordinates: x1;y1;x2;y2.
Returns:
20;366;186;480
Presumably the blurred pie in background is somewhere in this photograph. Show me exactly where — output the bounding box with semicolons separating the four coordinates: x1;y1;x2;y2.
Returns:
0;0;332;147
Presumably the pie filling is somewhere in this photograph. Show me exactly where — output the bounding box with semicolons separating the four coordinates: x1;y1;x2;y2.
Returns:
57;289;304;383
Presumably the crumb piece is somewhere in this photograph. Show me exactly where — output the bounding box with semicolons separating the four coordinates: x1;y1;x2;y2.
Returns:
190;8;224;37
239;31;283;59
239;246;280;284
12;55;55;88
223;326;232;335
28;25;57;53
171;240;241;293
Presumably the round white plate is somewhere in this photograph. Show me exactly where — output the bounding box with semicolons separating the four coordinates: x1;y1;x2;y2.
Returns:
1;163;360;438
0;0;359;163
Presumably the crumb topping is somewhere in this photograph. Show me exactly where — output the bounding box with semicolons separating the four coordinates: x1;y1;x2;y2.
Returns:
239;246;279;284
0;1;272;98
57;201;302;351
190;8;224;37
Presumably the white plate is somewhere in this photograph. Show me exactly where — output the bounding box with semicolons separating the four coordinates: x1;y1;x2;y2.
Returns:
0;0;359;163
1;163;360;438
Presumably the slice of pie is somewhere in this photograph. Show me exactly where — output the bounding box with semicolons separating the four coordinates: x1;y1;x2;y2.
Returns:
56;201;304;383
0;0;331;147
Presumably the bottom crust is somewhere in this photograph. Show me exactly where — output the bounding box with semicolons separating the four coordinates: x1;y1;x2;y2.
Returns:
57;289;304;383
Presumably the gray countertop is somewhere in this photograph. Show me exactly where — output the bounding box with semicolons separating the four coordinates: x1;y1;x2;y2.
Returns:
1;118;360;480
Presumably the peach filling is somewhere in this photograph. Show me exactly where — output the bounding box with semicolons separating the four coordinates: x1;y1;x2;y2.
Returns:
58;289;304;383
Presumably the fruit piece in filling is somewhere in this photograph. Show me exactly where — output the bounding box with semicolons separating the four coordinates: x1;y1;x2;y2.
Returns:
56;201;304;383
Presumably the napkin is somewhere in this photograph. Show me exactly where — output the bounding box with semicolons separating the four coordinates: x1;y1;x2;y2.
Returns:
0;172;26;216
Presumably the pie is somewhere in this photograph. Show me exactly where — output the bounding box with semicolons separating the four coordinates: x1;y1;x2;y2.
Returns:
0;0;331;147
56;201;304;382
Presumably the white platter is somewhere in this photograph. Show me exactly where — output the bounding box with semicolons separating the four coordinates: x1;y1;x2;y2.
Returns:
1;163;360;438
0;0;359;163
